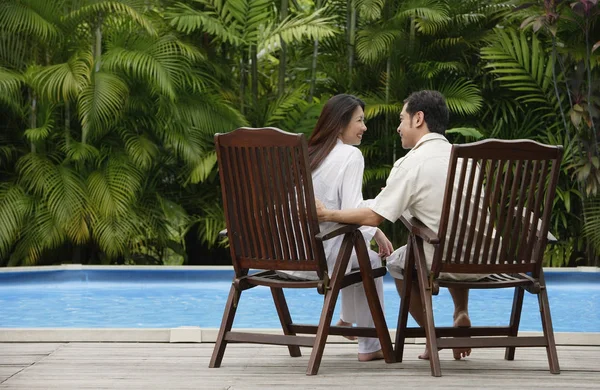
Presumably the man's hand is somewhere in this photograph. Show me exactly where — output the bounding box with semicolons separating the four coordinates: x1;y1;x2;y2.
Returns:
374;228;393;258
315;198;328;221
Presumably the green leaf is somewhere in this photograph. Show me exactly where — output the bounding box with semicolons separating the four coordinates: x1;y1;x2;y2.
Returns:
78;71;129;142
446;127;484;139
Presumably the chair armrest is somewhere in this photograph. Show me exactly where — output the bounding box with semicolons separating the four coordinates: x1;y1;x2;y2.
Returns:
315;223;360;241
400;215;440;244
218;229;228;239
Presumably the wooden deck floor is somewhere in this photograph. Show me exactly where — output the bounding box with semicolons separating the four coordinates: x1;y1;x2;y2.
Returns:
1;342;599;389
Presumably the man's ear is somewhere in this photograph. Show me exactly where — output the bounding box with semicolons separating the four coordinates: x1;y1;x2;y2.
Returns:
414;111;425;127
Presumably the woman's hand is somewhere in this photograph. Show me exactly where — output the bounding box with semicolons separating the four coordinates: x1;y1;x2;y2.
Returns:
374;228;393;258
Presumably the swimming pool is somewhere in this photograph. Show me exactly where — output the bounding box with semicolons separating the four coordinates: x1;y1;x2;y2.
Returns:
0;267;598;332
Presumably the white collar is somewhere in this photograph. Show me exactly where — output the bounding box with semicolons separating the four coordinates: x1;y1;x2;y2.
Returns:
412;132;449;150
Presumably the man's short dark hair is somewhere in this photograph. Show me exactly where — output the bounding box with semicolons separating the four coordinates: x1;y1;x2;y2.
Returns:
403;90;449;135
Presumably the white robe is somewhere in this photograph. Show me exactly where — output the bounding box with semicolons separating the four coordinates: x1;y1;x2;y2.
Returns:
281;140;384;354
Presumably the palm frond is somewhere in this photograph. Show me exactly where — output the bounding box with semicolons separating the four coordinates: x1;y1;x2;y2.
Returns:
363;166;392;186
0;29;30;69
157;91;246;139
104;35;190;100
356;28;403;64
0;66;24;113
91;213;139;258
357;0;385;21
583;197;600;254
394;0;450;28
260;10;337;53
264;86;310;128
363;102;402;120
165;2;241;45
191;199;226;248
410;61;464;80
0;145;19;168
236;0;273;43
47;165;89;244
0;0;61;43
63;140;101;163
23;104;54;143
428;37;466;51
16;153;89;243
16;153;56;196
122;131;158;171
78;71;129;142
189;151;217;184
437;78;483;116
11;203;65;264
446;127;484;140
0;183;32;260
29;51;92;102
64;0;156;36
481;28;557;110
87;157;143;219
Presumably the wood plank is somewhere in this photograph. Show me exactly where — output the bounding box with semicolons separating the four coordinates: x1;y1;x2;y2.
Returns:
1;343;599;389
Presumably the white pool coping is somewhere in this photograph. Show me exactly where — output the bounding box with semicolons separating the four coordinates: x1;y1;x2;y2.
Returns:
1;265;598;344
1;328;599;346
1;264;599;272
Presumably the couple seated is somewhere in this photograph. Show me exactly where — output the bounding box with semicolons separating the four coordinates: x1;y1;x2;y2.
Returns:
280;90;485;361
211;90;561;376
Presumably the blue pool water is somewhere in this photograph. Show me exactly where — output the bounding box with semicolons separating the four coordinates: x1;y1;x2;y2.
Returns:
0;269;598;332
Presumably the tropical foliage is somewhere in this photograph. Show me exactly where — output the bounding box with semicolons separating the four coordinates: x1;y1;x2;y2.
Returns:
0;0;598;267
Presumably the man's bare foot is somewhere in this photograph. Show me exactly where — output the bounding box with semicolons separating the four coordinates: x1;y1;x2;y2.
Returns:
418;312;472;360
452;311;471;360
336;319;357;341
358;349;384;362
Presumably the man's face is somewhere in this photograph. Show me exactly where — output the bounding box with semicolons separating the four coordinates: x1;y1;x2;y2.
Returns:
397;103;419;149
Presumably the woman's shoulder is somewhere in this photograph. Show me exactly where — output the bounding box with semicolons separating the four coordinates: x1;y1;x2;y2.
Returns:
331;142;364;161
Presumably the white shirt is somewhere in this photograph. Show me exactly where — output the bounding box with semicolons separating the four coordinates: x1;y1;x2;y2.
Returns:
371;133;450;268
283;140;376;279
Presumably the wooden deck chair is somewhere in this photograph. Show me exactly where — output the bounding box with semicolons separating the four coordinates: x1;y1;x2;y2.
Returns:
395;139;562;377
209;127;394;375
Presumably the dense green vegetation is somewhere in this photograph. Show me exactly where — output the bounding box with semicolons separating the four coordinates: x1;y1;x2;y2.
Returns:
0;0;598;267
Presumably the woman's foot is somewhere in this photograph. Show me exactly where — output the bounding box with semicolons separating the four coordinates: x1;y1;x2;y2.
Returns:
358;349;384;362
418;348;432;360
336;319;357;341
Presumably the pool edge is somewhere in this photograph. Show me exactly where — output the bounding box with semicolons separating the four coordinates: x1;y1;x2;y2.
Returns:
0;328;598;346
1;265;598;273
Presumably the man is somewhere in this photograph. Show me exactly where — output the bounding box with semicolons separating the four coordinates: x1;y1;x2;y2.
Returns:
316;90;472;360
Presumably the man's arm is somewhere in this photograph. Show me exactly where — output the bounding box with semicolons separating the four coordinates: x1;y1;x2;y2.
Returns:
316;200;385;227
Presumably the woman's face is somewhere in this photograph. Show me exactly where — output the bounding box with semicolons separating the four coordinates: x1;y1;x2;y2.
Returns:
339;106;367;146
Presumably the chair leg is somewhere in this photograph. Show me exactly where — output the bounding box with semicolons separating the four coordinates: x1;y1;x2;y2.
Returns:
504;286;524;360
271;287;302;357
306;233;353;376
414;236;441;377
209;283;241;368
538;272;560;374
354;233;395;363
395;238;415;363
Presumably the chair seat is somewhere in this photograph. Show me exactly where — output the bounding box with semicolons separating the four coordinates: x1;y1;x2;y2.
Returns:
438;273;539;292
238;267;388;291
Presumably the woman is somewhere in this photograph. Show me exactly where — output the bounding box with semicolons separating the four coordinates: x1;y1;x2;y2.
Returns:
283;94;393;362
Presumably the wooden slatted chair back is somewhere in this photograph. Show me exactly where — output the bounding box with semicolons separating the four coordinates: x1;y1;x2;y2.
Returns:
215;127;326;277
432;139;563;278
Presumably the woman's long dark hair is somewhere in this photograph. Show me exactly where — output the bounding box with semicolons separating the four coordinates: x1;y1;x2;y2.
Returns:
308;94;365;171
